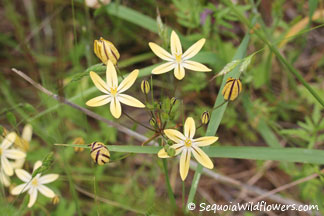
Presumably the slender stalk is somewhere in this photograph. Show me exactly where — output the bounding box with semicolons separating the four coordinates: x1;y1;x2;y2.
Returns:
122;112;156;131
162;159;177;210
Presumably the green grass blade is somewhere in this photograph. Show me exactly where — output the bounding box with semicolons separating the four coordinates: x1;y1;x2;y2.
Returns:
105;3;158;33
56;144;324;164
186;32;252;208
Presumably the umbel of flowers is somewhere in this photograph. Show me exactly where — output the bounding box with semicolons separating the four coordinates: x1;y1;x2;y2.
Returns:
86;32;243;181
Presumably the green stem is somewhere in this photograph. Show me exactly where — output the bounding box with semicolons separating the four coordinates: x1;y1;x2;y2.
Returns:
122;112;155;131
162;159;177;210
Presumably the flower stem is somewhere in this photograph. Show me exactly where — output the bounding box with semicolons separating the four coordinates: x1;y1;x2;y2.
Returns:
162;159;177;210
122;112;156;132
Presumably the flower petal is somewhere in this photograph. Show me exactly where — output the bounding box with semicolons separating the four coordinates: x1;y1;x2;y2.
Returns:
33;161;42;172
2;157;13;176
170;31;182;56
11;183;28;195
149;42;173;61
22;124;33;142
86;95;111;107
182;38;206;60
38;174;59;184
157;148;170;158
1;132;16;149
164;129;186;143
174;64;185;80
28;187;38;208
152;62;175;75
118;94;145;108
0;169;10;187
38;185;55;198
117;69;139;93
184;117;196;139
4;149;26;159
110;97;122;119
193;136;219;147
11;158;25;169
179;149;191;181
15;169;32;182
183;60;211;72
90;71;109;94
106;60;118;89
170;143;185;156
191;146;213;169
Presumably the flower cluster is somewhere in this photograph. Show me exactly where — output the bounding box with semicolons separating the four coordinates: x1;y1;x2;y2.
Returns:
86;30;243;181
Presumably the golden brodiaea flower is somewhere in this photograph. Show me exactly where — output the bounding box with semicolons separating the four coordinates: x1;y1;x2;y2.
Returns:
86;60;145;119
11;161;59;208
0;133;26;178
149;30;211;80
158;117;218;181
94;37;120;65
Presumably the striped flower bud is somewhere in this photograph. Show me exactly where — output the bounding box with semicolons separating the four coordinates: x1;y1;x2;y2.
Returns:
222;77;242;101
89;142;110;165
149;118;156;127
201;111;210;125
94;37;120;65
170;97;177;106
141;80;150;94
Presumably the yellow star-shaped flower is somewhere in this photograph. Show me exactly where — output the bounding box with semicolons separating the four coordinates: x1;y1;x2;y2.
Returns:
149;31;211;80
86;60;145;119
158;117;218;181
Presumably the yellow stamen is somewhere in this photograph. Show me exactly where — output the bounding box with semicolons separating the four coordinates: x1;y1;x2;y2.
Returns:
110;87;118;96
31;178;38;186
175;54;182;63
184;139;192;147
0;148;2;155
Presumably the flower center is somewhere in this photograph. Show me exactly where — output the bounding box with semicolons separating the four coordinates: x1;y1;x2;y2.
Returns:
175;54;182;63
184;139;192;147
31;178;38;186
0;148;2;155
110;87;118;96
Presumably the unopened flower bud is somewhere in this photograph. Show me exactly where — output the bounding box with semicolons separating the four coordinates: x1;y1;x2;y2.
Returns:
201;111;210;125
141;80;150;94
170;97;177;106
222;77;242;101
52;195;60;205
167;148;175;157
163;144;170;151
94;37;120;65
73;137;85;152
149;118;156;127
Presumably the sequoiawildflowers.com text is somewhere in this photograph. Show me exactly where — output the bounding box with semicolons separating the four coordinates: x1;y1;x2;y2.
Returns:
187;201;319;213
